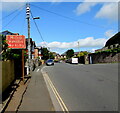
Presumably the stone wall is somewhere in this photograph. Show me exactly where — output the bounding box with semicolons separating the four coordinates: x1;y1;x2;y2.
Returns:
89;52;120;64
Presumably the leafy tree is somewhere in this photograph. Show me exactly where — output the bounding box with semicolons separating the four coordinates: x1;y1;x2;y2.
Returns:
49;52;54;59
77;52;84;57
1;35;8;53
60;58;66;61
66;49;74;58
1;35;23;61
77;51;89;57
41;47;49;60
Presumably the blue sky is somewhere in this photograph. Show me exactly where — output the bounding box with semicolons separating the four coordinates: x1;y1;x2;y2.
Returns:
1;1;118;54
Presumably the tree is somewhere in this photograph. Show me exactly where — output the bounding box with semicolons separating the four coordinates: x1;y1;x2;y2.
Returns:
49;52;54;59
77;51;89;57
77;52;84;57
1;35;23;61
41;47;49;60
66;49;74;58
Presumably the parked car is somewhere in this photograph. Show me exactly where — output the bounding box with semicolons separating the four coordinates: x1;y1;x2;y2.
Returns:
65;59;72;63
46;59;54;66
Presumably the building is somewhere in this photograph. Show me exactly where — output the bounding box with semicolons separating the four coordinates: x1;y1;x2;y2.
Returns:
34;46;43;60
61;52;67;59
52;52;61;60
0;30;19;36
25;38;36;59
74;52;79;57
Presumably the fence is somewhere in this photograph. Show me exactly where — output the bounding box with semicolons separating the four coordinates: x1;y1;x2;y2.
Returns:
1;60;15;93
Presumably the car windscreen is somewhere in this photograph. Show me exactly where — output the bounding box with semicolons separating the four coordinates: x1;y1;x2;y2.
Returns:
47;59;53;62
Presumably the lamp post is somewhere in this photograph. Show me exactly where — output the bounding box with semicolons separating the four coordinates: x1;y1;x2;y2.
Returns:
78;42;80;54
48;47;50;59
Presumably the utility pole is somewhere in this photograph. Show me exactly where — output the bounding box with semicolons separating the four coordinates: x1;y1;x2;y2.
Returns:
26;3;31;74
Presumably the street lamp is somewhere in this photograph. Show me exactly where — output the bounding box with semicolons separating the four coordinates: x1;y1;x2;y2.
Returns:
33;17;40;20
48;47;50;59
78;41;80;53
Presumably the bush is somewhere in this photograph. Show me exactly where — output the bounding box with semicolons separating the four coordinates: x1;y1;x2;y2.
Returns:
95;48;120;54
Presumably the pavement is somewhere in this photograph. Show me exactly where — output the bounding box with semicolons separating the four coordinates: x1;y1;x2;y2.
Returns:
2;65;54;112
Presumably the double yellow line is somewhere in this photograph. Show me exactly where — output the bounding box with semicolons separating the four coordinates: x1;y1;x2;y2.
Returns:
44;73;69;113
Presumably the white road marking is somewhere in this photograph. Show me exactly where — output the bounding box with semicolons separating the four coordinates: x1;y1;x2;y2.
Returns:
36;69;40;72
41;68;69;113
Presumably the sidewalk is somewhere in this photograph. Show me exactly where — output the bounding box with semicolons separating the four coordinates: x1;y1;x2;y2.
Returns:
18;66;54;111
3;65;54;112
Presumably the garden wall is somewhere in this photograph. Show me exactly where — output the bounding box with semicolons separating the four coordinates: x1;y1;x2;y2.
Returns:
89;52;120;64
2;60;15;93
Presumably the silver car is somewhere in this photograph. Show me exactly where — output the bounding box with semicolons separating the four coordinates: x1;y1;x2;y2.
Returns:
46;59;54;66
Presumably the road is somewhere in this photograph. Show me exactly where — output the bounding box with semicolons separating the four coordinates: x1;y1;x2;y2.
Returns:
42;63;118;111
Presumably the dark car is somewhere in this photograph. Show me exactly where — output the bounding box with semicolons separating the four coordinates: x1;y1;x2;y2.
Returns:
65;59;72;63
46;59;54;66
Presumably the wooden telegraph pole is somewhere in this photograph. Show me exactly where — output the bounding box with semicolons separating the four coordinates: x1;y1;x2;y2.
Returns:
22;49;24;82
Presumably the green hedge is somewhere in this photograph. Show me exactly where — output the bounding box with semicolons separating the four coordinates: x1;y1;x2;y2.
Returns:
95;48;120;54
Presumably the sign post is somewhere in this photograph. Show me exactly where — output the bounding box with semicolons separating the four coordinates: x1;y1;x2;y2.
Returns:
22;50;25;82
6;35;26;82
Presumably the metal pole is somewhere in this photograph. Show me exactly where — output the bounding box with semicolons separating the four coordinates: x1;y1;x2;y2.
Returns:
78;42;80;53
48;47;50;59
26;3;31;74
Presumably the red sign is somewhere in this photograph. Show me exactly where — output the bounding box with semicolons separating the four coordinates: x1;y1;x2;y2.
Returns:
6;35;26;49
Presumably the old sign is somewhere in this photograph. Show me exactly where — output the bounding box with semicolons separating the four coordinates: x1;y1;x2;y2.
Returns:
6;35;26;49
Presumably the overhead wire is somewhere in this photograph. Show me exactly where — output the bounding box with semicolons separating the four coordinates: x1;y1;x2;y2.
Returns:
0;5;25;21
30;10;49;49
2;6;25;29
31;4;106;29
20;14;26;35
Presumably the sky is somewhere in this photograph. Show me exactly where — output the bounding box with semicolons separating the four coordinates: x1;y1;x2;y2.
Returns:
0;1;119;54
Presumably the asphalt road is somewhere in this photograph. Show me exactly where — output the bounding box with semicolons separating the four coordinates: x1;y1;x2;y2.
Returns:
42;63;118;111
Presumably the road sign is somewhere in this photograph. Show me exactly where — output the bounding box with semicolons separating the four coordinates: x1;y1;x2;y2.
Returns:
6;35;26;49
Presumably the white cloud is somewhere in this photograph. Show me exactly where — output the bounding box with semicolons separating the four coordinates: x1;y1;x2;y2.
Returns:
74;1;118;21
38;37;107;49
1;2;26;12
95;3;118;21
105;29;117;38
74;2;97;15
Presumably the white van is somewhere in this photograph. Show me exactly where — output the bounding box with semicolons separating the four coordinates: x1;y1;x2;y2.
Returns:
71;58;78;64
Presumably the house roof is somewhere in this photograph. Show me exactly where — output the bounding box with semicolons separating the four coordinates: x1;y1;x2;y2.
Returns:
0;30;14;36
0;30;19;36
